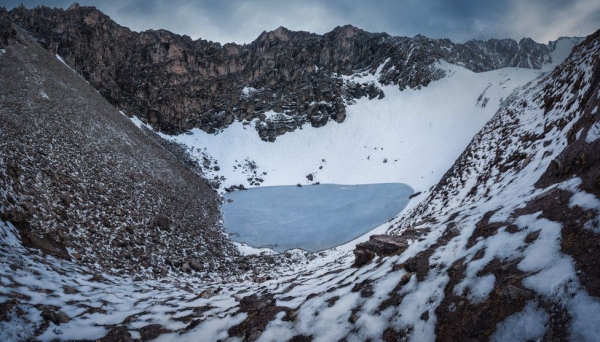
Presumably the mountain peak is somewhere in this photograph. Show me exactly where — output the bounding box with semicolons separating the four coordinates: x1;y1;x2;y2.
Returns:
66;2;80;11
270;25;291;41
256;26;294;42
330;24;364;38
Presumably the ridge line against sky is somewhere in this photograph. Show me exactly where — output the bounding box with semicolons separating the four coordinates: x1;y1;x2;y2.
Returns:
3;0;600;45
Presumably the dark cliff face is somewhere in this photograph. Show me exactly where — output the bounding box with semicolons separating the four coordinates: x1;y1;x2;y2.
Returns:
7;5;559;141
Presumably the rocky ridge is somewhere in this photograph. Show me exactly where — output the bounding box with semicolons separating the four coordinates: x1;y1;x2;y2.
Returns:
3;4;581;141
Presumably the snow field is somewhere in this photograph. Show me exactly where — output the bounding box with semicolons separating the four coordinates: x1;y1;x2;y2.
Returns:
165;62;545;195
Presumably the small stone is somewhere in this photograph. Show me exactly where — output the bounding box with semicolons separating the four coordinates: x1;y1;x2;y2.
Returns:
400;272;414;285
152;214;170;231
190;259;204;271
199;288;214;299
63;286;78;294
41;309;71;325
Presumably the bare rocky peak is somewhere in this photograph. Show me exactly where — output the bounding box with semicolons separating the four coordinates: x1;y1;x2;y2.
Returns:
4;4;579;142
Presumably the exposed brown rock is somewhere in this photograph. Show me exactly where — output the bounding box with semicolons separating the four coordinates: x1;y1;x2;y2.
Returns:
40;307;71;325
353;232;422;267
96;326;134;342
435;259;531;342
139;324;170;341
0;300;14;322
151;213;170;231
520;47;600;297
24;232;70;259
63;286;78;295
228;293;292;341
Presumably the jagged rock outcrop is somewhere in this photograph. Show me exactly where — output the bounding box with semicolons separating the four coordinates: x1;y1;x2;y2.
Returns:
4;4;575;141
353;232;423;267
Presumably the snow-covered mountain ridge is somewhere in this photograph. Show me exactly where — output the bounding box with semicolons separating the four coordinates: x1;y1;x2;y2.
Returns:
3;4;582;142
377;27;600;341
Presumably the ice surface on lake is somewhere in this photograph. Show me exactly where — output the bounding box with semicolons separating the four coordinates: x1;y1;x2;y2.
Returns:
222;183;413;252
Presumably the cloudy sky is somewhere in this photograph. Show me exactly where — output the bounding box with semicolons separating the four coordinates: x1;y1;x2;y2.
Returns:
4;0;600;44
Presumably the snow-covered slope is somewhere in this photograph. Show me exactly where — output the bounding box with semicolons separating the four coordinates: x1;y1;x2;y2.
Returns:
373;31;600;341
7;4;577;143
544;37;585;71
165;62;545;196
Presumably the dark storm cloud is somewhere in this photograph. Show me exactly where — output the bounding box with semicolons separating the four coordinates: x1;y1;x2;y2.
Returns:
3;0;599;44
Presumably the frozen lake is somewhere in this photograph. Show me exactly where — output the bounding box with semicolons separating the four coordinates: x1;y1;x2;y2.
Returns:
222;183;413;252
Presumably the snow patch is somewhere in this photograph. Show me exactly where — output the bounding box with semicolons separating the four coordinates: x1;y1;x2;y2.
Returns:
570;190;600;212
586;121;600;143
241;86;258;98
232;241;276;256
568;292;600;341
130;116;150;129
55;54;76;74
0;307;36;342
543;38;579;71
491;302;549;342
0;221;22;247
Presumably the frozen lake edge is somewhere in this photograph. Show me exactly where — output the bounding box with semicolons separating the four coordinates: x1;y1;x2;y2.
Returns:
222;183;414;252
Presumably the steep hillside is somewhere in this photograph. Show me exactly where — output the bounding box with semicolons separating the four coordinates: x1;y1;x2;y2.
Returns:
0;18;237;279
3;4;580;141
378;29;600;341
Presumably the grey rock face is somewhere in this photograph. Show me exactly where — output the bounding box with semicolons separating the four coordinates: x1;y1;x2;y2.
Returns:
5;5;570;141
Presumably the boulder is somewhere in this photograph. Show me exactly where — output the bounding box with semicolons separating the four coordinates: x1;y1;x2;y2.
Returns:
41;308;71;325
353;234;414;267
152;214;170;231
190;259;204;271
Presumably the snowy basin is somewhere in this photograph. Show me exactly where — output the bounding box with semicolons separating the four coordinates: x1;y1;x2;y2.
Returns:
222;183;413;252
